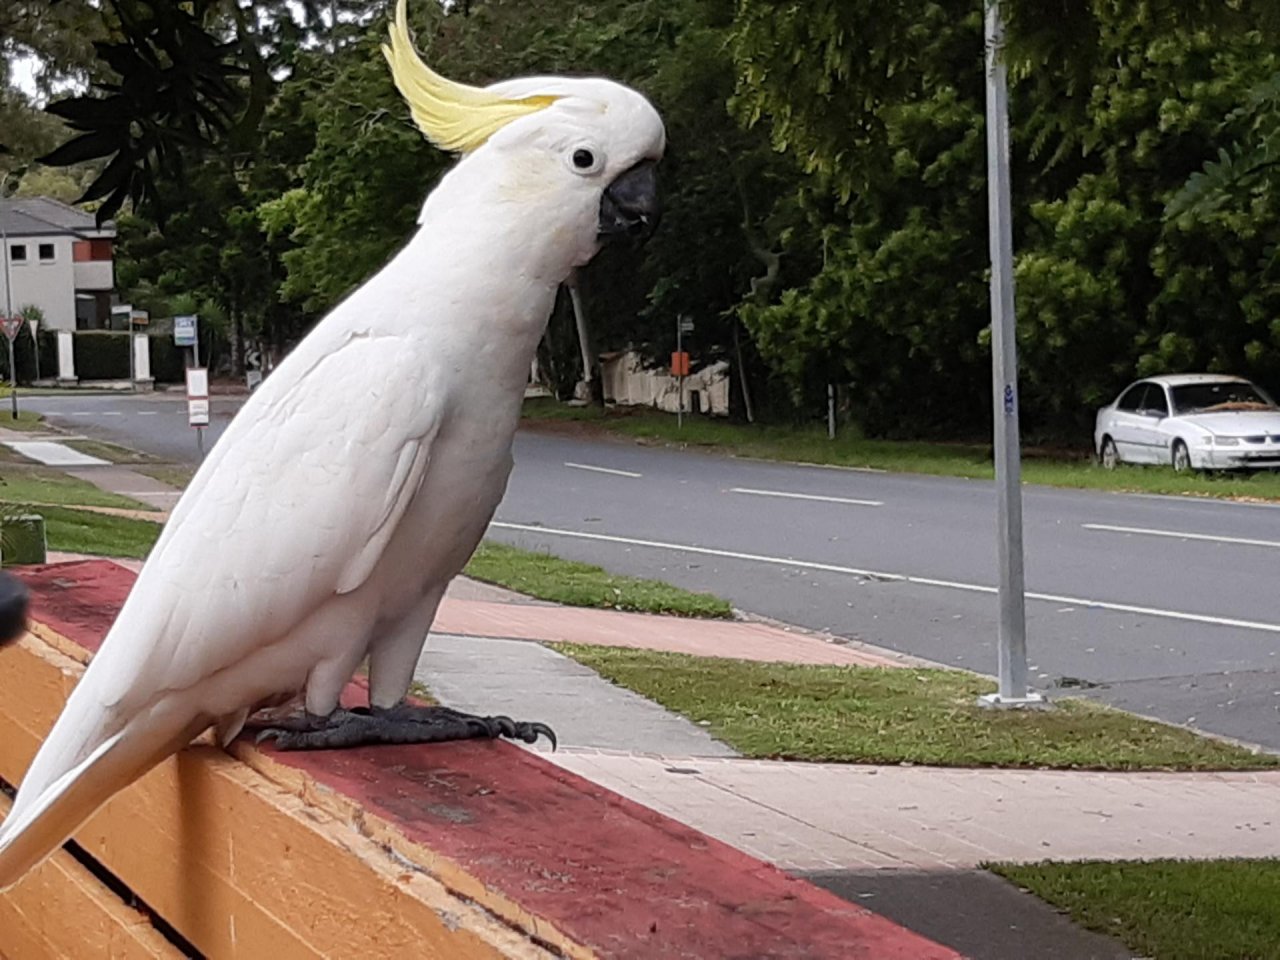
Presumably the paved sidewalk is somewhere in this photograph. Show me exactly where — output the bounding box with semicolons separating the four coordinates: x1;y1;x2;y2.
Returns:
416;634;737;756
544;752;1280;871
433;596;910;666
65;464;182;512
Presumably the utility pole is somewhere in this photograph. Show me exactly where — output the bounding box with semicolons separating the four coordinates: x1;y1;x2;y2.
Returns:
1;215;17;419
980;0;1042;708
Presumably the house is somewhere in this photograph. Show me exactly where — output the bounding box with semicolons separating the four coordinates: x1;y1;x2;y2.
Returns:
600;348;731;416
0;197;116;330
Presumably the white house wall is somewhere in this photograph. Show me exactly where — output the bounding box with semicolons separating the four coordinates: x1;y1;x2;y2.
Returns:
601;350;730;416
1;234;76;329
73;258;113;291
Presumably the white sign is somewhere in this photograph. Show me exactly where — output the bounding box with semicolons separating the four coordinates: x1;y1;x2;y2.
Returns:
0;317;22;342
185;367;209;398
174;314;198;347
27;318;38;339
187;398;210;427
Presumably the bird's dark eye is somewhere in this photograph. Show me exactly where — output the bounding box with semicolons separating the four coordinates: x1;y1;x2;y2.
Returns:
572;149;596;170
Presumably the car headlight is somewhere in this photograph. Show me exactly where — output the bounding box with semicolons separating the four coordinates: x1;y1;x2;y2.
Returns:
1213;437;1241;447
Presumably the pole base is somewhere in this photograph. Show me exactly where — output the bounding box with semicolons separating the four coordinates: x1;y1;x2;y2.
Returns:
977;691;1049;710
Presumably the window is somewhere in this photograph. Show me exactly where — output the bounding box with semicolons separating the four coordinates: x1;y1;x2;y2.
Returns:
1116;384;1146;412
1171;380;1277;414
38;243;55;262
1139;384;1169;416
9;244;26;264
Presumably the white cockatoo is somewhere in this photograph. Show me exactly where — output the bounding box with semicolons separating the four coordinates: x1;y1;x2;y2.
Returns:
0;0;663;890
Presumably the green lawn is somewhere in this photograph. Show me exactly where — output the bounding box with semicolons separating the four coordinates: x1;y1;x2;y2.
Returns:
465;540;731;617
522;399;1280;501
992;859;1280;960
37;505;163;559
0;467;153;511
134;464;197;489
0;410;51;433
65;438;161;465
556;645;1279;770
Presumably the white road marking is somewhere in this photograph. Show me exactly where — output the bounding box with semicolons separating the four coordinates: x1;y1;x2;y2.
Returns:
1127;492;1280;510
100;411;123;416
137;411;158;416
489;521;1280;636
564;462;642;478
1084;523;1280;550
730;487;883;507
3;440;109;467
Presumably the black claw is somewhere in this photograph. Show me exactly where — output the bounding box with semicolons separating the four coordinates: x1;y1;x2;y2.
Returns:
524;722;558;750
250;704;557;752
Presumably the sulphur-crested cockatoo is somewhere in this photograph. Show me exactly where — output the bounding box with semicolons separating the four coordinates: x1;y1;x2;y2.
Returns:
0;0;663;889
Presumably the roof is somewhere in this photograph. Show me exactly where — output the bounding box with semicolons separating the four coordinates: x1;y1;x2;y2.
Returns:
0;197;116;239
1143;374;1252;387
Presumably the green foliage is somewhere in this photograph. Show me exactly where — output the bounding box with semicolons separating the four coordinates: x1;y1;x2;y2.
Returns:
71;331;130;381
16;0;1280;441
730;0;1280;438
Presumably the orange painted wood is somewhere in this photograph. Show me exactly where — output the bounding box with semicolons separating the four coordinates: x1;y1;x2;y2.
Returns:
0;633;557;960
0;795;179;960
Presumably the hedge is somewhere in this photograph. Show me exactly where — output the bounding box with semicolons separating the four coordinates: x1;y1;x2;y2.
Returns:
0;328;58;384
71;330;132;381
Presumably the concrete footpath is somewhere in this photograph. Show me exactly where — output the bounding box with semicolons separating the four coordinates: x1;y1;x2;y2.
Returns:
22;427;1277;958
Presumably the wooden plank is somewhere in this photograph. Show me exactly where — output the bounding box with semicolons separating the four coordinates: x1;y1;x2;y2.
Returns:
0;632;557;960
8;560;960;960
0;794;179;960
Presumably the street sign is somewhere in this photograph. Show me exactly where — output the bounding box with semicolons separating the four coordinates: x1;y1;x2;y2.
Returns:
186;366;210;427
187;398;210;427
679;316;695;334
174;314;198;347
0;317;22;342
670;351;690;377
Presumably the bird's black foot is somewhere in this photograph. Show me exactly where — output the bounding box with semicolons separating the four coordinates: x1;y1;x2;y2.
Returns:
253;703;557;751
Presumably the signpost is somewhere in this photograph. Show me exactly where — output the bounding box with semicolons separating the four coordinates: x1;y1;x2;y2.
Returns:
1;316;21;420
675;315;694;428
27;316;38;383
186;366;210;459
174;314;199;364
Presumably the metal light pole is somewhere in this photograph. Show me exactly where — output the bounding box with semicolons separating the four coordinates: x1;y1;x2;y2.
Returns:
980;0;1042;708
0;217;17;420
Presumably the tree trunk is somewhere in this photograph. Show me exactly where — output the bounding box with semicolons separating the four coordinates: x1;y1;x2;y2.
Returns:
733;319;756;423
565;272;601;405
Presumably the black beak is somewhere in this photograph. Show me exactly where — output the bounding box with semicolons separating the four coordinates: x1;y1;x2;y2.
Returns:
599;160;660;241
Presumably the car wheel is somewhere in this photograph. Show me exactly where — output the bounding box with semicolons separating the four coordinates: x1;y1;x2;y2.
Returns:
1171;439;1192;473
1100;437;1119;470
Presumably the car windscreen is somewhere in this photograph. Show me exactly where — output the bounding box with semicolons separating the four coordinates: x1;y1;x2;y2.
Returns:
1170;382;1277;414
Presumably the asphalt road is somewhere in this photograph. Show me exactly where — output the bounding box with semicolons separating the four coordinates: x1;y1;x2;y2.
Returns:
25;392;1280;749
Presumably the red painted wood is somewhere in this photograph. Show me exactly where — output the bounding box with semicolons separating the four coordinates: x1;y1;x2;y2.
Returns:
17;561;960;960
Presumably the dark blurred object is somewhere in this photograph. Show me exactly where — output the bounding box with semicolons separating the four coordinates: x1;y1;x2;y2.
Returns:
0;571;30;647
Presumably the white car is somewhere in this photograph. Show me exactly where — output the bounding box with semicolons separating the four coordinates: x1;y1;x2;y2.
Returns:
1094;374;1280;472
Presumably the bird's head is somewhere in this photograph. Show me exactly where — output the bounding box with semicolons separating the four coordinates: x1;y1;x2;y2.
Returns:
384;0;664;271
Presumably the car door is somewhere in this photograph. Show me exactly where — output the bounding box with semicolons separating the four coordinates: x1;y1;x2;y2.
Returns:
1133;383;1172;462
1108;383;1150;462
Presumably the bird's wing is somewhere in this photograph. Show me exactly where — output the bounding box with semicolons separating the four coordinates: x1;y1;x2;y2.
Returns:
95;329;442;712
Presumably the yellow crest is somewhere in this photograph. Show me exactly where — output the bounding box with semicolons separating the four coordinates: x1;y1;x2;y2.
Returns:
382;0;559;154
